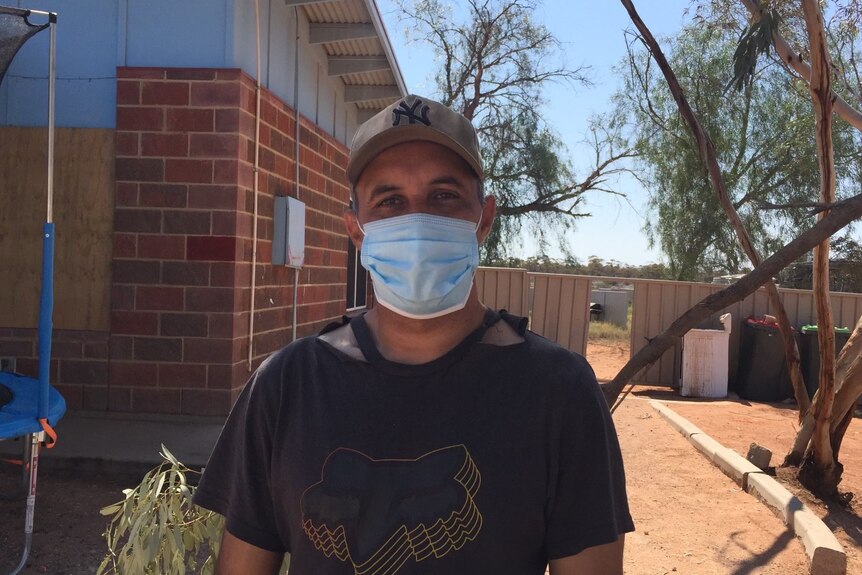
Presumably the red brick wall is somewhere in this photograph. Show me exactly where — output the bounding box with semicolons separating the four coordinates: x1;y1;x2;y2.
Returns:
108;67;352;416
0;327;109;411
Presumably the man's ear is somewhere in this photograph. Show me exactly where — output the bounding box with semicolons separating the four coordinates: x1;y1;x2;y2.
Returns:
477;195;497;243
344;210;364;251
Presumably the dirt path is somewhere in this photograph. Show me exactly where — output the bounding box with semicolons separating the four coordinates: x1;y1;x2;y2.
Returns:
0;463;143;574
661;393;862;574
617;397;809;574
587;340;631;381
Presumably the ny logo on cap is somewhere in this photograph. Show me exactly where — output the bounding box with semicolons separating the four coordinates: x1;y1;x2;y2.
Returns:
392;99;431;126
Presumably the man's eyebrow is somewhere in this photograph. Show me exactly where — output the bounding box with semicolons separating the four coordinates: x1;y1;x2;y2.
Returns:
367;184;401;201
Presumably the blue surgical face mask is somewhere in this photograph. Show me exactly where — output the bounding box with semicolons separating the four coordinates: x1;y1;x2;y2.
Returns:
357;212;482;319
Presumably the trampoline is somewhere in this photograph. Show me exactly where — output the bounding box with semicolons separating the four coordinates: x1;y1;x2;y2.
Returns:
0;6;65;575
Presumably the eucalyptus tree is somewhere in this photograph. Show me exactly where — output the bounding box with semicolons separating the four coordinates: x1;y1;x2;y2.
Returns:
616;19;859;280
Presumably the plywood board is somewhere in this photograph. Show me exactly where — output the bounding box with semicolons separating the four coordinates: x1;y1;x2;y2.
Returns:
0;127;114;331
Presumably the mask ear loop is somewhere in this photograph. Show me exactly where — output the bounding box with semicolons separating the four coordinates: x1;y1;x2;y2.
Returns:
474;204;485;233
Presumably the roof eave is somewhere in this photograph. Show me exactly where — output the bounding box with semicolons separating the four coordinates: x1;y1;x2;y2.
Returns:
362;0;407;97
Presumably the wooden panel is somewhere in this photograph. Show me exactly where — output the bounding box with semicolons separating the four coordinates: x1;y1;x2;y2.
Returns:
659;283;676;385
0;127;114;331
475;267;528;317
544;276;562;342
572;277;591;355
530;274;548;335
832;293;861;329
629;282;647;366
525;273;591;354
557;277;575;349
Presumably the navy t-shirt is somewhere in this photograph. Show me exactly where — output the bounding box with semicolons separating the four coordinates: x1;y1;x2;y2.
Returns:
194;311;633;574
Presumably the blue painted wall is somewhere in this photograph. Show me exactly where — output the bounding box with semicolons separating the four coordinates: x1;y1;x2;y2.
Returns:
0;0;119;127
0;0;361;141
124;0;231;69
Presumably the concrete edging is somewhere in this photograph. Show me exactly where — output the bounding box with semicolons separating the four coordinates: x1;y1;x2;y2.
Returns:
648;400;846;575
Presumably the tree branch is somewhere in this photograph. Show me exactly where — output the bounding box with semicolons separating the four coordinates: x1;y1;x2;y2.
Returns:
740;0;862;133
758;199;843;214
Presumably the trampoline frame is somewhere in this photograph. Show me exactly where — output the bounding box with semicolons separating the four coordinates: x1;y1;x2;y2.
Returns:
0;8;64;575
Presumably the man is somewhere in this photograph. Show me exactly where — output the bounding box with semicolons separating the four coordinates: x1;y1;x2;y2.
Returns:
193;95;633;574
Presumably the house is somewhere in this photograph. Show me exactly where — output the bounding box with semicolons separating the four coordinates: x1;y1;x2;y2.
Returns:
0;0;405;416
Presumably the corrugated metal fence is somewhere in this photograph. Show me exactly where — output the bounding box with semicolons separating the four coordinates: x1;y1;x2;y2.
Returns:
476;267;862;387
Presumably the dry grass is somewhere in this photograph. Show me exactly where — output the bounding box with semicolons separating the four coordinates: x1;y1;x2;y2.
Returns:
588;321;629;342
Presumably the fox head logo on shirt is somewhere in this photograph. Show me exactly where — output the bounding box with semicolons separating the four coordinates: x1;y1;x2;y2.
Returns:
301;445;482;574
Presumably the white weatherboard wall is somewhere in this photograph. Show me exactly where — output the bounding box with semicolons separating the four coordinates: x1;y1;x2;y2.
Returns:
1;0;362;143
230;0;361;141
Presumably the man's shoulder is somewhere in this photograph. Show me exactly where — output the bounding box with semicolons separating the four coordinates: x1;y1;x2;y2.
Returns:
489;311;594;383
523;328;590;368
251;330;337;379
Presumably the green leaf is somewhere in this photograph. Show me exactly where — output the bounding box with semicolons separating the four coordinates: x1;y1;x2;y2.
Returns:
728;9;782;93
96;555;112;575
154;472;166;496
161;444;179;467
100;503;123;516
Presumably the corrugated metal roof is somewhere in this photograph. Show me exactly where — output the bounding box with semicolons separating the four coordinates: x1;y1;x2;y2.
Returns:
302;0;368;24
355;97;399;109
323;39;382;58
340;70;395;86
299;0;406;116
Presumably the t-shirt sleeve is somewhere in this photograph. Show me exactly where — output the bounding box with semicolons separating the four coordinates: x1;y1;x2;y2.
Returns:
545;360;634;559
192;359;286;553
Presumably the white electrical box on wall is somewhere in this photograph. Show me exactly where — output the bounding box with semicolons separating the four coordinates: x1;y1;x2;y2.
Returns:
273;196;306;268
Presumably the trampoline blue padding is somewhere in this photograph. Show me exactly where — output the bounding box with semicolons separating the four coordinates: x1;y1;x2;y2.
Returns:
0;371;65;439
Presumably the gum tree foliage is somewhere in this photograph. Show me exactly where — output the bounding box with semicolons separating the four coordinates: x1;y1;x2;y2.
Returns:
396;0;635;259
615;15;860;280
97;446;288;574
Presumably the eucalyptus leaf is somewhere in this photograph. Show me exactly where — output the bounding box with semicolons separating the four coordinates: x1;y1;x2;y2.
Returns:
100;447;221;575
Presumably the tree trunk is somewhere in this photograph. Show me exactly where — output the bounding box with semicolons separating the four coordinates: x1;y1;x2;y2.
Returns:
619;0;810;413
602;193;862;407
797;0;839;498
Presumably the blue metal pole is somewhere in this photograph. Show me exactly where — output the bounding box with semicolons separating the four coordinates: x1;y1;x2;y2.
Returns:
37;222;54;420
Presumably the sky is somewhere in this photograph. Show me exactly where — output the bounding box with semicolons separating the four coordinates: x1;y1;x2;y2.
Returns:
376;0;693;266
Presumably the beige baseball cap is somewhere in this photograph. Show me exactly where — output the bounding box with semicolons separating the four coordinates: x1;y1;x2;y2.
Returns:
346;95;484;185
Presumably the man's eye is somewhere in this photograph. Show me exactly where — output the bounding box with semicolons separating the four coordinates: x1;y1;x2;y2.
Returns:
377;196;401;207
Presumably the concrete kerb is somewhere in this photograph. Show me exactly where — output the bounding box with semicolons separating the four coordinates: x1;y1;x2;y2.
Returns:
647;399;847;575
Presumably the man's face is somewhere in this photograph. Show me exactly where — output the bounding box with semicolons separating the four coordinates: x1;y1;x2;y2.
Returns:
346;140;495;249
